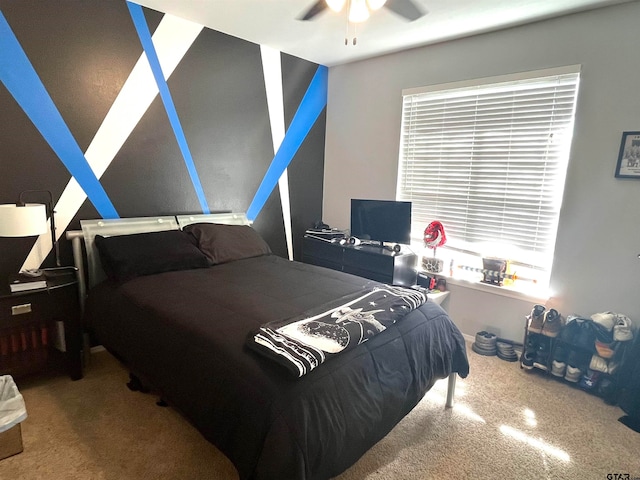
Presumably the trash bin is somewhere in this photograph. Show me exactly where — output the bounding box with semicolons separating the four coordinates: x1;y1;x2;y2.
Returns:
0;375;27;460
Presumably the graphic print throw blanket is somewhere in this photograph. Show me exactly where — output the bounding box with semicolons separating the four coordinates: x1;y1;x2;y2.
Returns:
247;285;428;377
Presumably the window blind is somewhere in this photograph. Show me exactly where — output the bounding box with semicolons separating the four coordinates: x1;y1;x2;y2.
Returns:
398;67;580;274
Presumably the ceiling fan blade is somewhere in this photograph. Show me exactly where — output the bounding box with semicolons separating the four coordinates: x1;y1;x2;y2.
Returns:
298;0;328;21
384;0;426;21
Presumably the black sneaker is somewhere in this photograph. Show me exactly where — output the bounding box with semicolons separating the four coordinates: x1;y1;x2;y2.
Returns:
578;370;601;391
567;350;591;372
534;338;551;370
552;345;569;363
521;350;535;370
525;334;539;351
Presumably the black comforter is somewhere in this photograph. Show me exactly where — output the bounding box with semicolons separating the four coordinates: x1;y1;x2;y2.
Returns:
85;254;469;480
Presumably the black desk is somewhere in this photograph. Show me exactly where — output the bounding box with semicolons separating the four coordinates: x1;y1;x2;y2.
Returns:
302;235;418;286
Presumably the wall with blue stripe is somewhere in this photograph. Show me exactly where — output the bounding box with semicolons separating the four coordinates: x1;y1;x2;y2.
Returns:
0;0;326;278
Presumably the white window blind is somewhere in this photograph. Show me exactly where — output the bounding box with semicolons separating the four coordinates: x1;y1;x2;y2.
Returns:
398;66;580;278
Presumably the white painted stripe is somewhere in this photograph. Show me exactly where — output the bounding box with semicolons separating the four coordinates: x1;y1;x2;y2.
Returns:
260;45;293;261
22;15;204;270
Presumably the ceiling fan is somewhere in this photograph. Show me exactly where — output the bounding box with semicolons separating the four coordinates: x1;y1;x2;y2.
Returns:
298;0;427;24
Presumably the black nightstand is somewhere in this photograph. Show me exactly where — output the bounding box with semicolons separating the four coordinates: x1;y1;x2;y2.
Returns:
0;272;83;380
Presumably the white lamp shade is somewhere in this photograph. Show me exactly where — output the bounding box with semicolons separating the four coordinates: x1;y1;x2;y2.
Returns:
366;0;386;10
0;204;47;237
326;0;346;12
349;0;370;22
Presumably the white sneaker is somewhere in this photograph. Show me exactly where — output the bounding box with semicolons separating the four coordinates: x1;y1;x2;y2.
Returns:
564;365;581;383
551;360;566;377
613;314;634;342
589;354;609;374
591;312;616;331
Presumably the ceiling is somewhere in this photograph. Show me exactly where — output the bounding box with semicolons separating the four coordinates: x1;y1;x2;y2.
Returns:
137;0;631;66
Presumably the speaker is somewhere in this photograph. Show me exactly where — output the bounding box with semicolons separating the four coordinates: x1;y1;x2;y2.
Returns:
341;236;361;246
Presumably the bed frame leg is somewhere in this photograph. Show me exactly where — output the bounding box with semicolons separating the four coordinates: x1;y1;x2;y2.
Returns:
445;373;456;408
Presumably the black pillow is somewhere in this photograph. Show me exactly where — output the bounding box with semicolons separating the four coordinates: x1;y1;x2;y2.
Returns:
183;223;272;265
94;230;210;282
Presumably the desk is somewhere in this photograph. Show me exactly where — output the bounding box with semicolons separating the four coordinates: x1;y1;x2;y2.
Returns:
302;235;418;286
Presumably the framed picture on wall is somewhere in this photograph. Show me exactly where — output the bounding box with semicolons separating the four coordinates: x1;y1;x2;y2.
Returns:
615;131;640;178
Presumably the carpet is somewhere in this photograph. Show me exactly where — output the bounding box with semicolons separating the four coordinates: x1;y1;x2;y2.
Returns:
1;345;638;479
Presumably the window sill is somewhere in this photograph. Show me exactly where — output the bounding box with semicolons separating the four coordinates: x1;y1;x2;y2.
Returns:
439;274;549;303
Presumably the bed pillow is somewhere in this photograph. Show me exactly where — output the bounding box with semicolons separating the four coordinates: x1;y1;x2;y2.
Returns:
94;230;210;281
184;223;272;265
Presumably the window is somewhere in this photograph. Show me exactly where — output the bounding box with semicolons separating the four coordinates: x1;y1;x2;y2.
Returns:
397;66;580;288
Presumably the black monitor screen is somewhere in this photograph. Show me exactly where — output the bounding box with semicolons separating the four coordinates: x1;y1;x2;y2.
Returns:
350;199;412;245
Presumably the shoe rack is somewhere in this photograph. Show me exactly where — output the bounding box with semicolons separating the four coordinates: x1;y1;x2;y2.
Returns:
520;307;634;405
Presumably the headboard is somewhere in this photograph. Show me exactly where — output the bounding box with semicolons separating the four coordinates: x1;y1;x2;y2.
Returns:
66;212;252;312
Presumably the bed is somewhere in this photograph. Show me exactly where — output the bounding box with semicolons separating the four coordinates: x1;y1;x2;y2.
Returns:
66;213;469;480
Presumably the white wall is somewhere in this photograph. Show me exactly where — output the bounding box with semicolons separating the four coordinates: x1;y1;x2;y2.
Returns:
323;1;640;341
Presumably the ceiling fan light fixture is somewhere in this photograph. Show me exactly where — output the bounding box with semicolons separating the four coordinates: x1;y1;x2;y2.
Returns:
326;0;346;12
348;0;370;23
366;0;387;11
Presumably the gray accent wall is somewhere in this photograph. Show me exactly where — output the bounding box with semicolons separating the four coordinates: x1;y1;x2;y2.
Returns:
323;1;640;341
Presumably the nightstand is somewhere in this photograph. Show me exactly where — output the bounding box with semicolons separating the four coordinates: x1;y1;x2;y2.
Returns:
0;272;83;380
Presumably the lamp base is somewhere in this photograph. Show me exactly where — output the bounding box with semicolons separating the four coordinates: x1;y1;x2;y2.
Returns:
19;269;43;278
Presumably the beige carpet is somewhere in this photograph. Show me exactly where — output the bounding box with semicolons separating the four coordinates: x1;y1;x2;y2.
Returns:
1;346;638;480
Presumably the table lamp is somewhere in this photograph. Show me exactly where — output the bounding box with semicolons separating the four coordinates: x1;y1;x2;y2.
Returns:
0;190;61;270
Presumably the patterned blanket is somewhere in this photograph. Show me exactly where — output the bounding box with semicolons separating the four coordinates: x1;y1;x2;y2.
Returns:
247;285;428;377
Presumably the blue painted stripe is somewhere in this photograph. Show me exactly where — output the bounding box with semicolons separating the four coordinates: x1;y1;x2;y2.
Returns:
247;65;328;221
126;2;210;214
0;11;118;219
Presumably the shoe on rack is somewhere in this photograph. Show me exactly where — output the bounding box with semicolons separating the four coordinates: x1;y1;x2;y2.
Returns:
594;340;615;359
521;350;535;370
550;360;566;377
578;369;601;390
533;340;551;370
560;316;582;344
541;309;563;337
575;320;597;351
589;354;609;373
528;304;546;334
568;350;591;371
524;335;539;356
591;312;616;331
613;314;634;342
564;365;582;383
552;345;569;363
